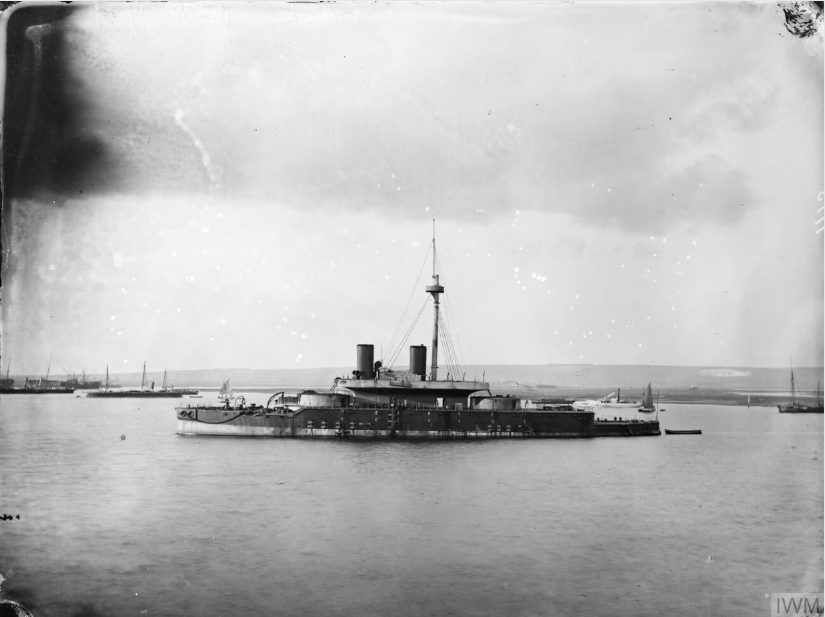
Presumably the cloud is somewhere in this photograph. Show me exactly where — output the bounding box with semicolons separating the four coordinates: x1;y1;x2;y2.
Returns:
6;3;818;239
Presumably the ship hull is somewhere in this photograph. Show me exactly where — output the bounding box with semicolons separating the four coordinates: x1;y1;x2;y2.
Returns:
88;391;184;398
778;405;824;413
176;405;660;438
0;389;75;394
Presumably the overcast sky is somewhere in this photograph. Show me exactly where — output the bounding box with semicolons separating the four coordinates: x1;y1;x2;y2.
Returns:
2;2;823;377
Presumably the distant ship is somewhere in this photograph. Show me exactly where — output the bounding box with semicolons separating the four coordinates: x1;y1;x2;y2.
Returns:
88;364;198;398
0;363;14;393
176;227;660;439
60;370;103;390
0;357;74;394
573;386;655;414
778;368;823;414
1;377;76;394
22;377;76;394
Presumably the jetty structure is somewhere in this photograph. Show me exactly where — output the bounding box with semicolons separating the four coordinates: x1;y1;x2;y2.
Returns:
176;227;660;439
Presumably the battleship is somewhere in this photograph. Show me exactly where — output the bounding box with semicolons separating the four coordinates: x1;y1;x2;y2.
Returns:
176;230;660;439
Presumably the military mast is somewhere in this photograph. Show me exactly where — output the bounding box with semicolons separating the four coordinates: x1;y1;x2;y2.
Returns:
425;219;444;382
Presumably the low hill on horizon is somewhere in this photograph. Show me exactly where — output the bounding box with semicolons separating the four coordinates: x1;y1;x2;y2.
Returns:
16;363;822;391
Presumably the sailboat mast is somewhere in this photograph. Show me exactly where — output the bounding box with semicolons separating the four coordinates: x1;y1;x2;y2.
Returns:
141;362;147;391
105;365;109;392
425;219;444;381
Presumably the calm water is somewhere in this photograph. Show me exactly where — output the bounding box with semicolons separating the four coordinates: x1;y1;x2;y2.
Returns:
1;394;822;617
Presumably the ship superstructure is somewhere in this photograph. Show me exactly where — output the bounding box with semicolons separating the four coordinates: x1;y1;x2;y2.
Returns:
332;227;489;406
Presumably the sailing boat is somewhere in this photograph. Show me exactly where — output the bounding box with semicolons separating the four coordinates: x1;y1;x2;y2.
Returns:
778;362;824;413
217;379;234;401
638;383;655;412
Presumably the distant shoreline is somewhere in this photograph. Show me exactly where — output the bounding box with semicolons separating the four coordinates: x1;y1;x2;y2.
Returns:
6;363;822;393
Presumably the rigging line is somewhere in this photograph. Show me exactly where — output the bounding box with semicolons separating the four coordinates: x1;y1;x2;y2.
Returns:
438;312;463;380
442;338;459;380
438;241;516;384
398;299;429;358
433;261;464;378
386;243;432;363
386;256;426;362
433;249;468;372
445;319;463;378
450;308;465;373
388;298;428;368
387;298;429;369
438;312;455;369
390;301;428;369
442;296;468;372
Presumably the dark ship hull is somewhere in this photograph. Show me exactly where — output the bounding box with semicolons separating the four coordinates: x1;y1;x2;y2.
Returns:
778;404;824;413
170;388;199;396
0;388;75;394
88;363;198;397
177;403;659;438
88;390;184;398
1;376;75;394
62;381;103;390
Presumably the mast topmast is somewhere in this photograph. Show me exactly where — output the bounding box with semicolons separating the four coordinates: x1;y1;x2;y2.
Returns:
425;218;444;381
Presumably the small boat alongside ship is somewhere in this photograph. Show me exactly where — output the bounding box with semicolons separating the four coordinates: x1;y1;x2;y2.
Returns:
664;429;702;435
88;364;199;398
572;383;656;415
176;231;660;439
